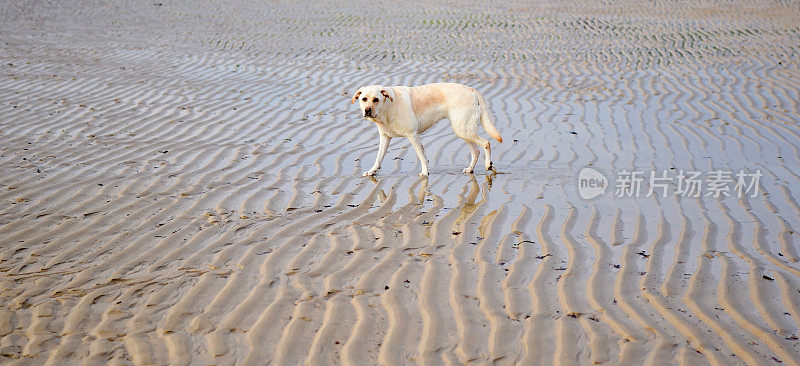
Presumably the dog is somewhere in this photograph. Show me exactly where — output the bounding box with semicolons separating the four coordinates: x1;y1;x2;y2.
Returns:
351;83;502;177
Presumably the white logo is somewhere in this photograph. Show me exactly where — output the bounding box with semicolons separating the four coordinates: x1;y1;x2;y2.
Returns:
578;167;608;199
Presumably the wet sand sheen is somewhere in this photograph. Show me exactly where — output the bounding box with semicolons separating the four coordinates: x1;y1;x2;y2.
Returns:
1;0;800;364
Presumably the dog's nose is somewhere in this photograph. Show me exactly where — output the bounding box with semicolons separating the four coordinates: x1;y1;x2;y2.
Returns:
364;108;372;117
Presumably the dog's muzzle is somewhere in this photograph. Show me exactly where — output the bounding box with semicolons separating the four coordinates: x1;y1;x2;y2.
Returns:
364;107;372;118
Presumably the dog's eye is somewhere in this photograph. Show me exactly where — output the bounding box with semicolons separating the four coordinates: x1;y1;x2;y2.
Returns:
373;98;379;103
361;97;367;102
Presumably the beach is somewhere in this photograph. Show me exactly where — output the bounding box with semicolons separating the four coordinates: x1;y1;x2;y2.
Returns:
1;0;800;364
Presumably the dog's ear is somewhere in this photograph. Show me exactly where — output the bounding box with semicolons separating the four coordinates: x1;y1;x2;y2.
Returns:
380;89;393;102
350;89;362;104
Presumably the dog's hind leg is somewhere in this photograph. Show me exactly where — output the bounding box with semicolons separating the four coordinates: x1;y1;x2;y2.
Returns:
477;137;493;171
463;142;479;174
452;110;493;172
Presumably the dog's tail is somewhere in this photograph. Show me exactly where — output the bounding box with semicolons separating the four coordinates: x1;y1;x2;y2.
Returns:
478;94;503;143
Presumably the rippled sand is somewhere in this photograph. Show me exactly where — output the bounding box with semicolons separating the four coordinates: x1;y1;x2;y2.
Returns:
1;1;800;364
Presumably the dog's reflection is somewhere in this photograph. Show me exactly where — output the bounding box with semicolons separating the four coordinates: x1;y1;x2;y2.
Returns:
364;174;493;231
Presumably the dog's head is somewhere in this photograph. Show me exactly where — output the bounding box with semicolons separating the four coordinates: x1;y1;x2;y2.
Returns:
351;85;394;119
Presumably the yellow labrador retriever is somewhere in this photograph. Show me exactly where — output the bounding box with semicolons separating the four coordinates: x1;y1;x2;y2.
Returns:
351;83;502;177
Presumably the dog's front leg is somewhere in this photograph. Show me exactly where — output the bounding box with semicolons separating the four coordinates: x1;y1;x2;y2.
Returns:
407;134;429;176
363;133;391;177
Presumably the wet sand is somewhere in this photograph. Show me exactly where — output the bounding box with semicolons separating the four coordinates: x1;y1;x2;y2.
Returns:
1;0;800;364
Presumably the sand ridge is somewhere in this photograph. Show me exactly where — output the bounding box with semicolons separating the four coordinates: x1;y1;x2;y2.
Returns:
1;0;800;364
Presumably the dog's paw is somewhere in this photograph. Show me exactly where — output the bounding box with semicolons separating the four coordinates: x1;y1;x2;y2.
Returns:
418;171;429;177
462;168;474;174
485;161;494;170
362;170;376;177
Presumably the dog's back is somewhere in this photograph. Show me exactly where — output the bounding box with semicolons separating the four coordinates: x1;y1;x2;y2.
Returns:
405;83;502;142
